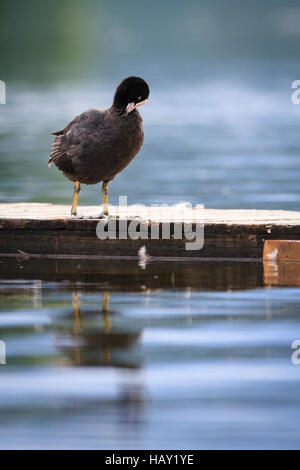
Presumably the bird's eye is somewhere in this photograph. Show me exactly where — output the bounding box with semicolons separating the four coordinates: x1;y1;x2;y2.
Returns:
138;96;142;100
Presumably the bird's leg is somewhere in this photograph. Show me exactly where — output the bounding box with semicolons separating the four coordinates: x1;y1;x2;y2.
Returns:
71;181;81;216
71;181;112;219
102;181;109;216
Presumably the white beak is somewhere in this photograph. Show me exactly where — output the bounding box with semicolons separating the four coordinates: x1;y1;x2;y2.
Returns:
135;99;148;108
126;99;148;114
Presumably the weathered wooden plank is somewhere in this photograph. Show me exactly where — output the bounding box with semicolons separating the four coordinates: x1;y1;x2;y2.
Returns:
1;203;300;228
0;203;300;259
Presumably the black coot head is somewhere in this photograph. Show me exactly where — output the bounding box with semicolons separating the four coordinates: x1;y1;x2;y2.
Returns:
113;76;150;113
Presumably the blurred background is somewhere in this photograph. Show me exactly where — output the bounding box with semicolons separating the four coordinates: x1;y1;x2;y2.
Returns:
1;0;300;209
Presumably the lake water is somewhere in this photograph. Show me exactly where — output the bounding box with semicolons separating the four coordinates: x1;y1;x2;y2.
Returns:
0;259;299;450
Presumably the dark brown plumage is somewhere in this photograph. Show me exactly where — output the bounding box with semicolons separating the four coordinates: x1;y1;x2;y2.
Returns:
48;76;150;216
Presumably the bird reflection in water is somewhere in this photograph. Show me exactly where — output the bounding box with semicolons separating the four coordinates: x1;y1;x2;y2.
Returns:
56;290;146;429
60;290;142;369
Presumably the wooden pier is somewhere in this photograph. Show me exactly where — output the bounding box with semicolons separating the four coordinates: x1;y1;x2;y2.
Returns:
0;203;300;259
0;203;300;287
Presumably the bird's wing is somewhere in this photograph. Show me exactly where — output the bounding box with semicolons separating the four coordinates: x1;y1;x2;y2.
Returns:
48;134;71;168
48;110;105;168
48;115;81;167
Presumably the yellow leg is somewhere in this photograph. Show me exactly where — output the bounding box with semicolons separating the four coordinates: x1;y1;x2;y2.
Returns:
102;181;109;216
71;181;80;216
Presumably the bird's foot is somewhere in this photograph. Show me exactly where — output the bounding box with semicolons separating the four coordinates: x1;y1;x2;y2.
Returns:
70;212;144;220
73;212;117;220
128;215;144;220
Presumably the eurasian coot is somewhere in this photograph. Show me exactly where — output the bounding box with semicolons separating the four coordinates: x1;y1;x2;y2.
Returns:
48;76;149;217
